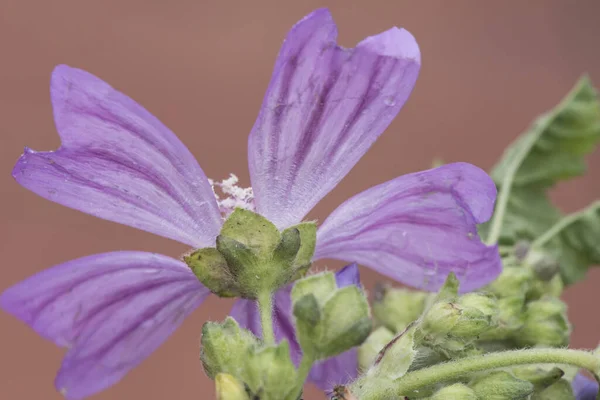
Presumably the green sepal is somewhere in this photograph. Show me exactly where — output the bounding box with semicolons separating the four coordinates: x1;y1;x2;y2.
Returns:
469;371;535;399
511;366;564;392
290;272;336;306
184;248;240;297
319;286;372;359
430;383;477;400
272;227;301;270
293;293;321;326
220;208;281;258
372;284;429;333
515;297;571;347
200;317;259;379
242;341;297;400
531;379;576;400
291;273;371;361
284;222;317;270
215;373;251;400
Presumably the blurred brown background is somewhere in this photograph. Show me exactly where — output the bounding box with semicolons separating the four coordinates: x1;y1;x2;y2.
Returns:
1;0;599;399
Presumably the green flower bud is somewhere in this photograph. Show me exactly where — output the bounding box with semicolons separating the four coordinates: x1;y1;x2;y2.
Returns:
529;274;564;300
418;292;497;354
215;373;250;400
242;341;297;400
372;284;429;332
200;317;259;379
511;366;564;391
531;378;576;400
469;371;534;399
358;326;395;371
525;248;560;282
292;272;371;360
516;297;571;347
431;383;477;400
487;266;534;298
185;209;317;299
479;295;526;340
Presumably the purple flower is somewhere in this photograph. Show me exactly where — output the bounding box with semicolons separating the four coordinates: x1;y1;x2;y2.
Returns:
1;8;501;399
572;373;599;400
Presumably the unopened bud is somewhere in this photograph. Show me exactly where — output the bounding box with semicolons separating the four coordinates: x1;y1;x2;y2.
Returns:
529;274;564;300
479;296;526;340
525;248;560;282
292;272;371;360
215;373;250;400
372;284;429;332
200;317;258;379
431;383;477;400
419;292;497;350
487;266;534;298
469;371;534;399
511;366;564;391
532;378;576;400
516;297;571;347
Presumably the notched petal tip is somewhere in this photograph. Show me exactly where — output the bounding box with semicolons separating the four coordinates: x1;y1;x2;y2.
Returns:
295;7;333;26
443;162;498;223
358;26;421;63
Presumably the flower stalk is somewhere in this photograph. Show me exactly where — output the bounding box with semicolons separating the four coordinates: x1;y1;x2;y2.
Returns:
387;348;599;398
258;291;275;345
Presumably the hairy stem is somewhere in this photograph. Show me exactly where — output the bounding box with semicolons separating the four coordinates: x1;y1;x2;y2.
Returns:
391;348;599;396
287;354;315;400
257;291;275;345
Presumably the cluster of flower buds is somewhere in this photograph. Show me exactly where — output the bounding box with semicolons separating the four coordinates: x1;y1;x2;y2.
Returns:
202;317;299;400
201;269;371;400
354;268;576;400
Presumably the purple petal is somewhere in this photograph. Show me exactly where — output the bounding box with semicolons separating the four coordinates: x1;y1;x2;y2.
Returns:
0;252;208;399
335;263;360;288
13;65;223;248
308;348;358;392
248;8;420;229
315;162;502;292
230;264;361;389
573;373;599;400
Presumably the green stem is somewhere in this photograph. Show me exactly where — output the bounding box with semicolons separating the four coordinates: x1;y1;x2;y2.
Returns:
287;354;315;400
257;291;275;345
391;348;599;396
531;201;600;248
485;134;538;246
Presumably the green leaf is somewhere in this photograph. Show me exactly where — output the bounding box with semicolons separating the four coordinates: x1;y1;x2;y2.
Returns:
527;201;600;284
485;76;600;245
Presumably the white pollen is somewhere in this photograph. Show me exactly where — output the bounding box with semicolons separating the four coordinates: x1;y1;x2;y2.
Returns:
209;173;255;217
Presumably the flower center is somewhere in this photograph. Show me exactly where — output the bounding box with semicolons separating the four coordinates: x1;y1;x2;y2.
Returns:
208;174;255;217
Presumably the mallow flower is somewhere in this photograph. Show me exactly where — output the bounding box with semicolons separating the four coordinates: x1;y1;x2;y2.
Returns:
1;7;501;399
